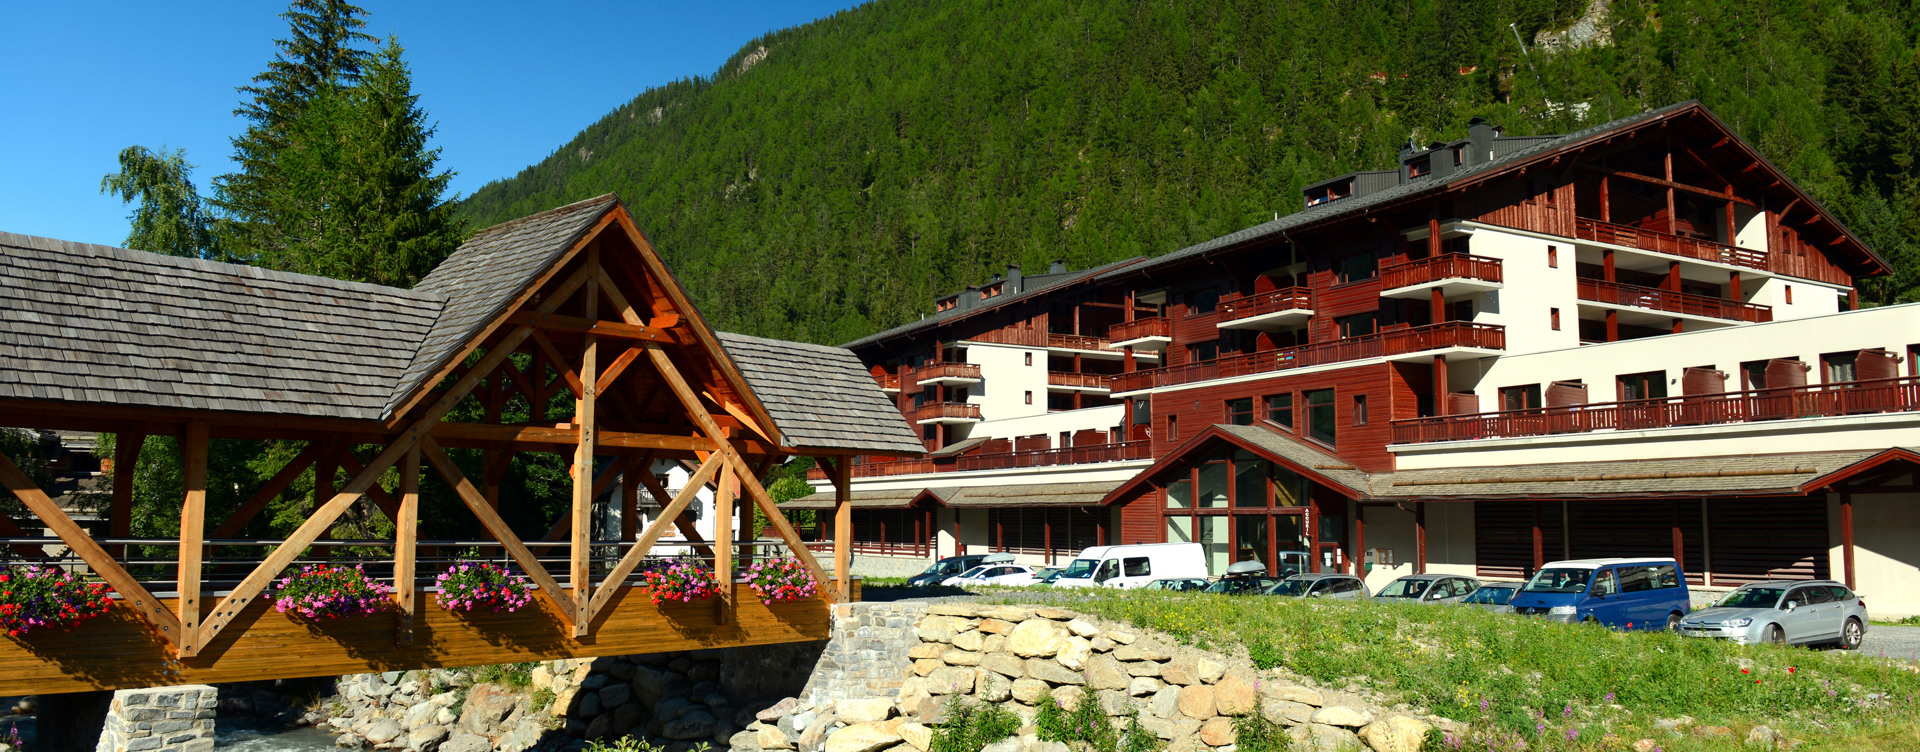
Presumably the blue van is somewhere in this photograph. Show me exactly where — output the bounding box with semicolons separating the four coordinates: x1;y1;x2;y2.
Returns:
1508;558;1691;630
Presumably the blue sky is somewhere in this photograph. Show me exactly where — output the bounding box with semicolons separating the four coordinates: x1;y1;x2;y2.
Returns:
0;1;864;247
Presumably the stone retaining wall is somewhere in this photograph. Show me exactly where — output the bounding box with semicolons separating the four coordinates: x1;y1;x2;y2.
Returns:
94;685;216;752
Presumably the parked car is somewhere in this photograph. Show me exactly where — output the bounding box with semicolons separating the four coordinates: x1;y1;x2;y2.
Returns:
1677;580;1868;649
1204;561;1280;595
940;553;1017;586
1144;577;1211;592
1266;573;1370;600
1373;574;1482;605
907;554;990;587
1460;583;1521;612
1053;543;1208;589
948;563;1043;587
1507;558;1691;630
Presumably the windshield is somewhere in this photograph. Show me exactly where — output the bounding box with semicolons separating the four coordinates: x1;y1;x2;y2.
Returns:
1203;577;1275;595
1717;587;1785;609
1464;586;1515;605
953;566;987;579
924;560;960;576
1267;579;1309;597
1523;568;1594;594
1059;559;1097;579
1377;579;1432;598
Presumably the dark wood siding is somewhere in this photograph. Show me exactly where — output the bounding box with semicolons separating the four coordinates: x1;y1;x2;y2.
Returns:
1473;500;1565;580
1705;497;1829;586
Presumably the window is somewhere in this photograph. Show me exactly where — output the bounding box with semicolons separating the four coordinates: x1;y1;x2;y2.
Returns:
1352;394;1368;425
1408;157;1431;179
936;298;957;312
1336;312;1376;339
980;283;1003;299
1024;352;1033;366
1740;359;1770;390
1123;557;1152;577
1167;414;1179;441
1336;253;1377;283
1185;287;1219;316
1225;398;1254;426
1132;397;1151;425
1785;284;1793;304
1590;569;1619;596
1265;393;1294;429
1618;371;1666;401
1547;245;1558;268
1187;340;1219;363
1550;307;1561;330
1823;351;1858;384
1306;389;1337;445
1024;391;1033;405
1451;146;1464;167
1499;384;1541;411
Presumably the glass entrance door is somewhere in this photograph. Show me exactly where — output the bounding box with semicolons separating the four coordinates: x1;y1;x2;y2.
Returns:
1234;515;1269;571
1274;512;1309;577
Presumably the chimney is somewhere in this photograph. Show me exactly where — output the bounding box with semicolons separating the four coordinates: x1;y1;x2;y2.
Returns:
1049;259;1067;274
1428;141;1456;178
1006;263;1023;291
1467;117;1498;165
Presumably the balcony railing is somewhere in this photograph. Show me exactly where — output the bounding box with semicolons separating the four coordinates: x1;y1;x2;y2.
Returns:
1047;372;1111;390
1108;317;1171;343
912;401;982;422
1111;321;1505;393
1391;375;1920;444
1574;217;1769;271
915;362;982;383
967;329;1116;352
807;441;1153;480
1380;253;1503;290
1218;287;1313;323
1576;278;1772;323
873;372;901;390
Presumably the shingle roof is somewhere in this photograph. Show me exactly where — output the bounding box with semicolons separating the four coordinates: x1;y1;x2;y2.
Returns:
840;256;1147;350
0;232;442;420
1372;451;1882;499
716;331;925;455
779;486;949;510
943;481;1122;507
1213;424;1372;493
386;194;617;417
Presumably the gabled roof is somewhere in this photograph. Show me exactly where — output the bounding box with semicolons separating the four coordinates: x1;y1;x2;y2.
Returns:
1098;100;1888;283
779;486;950;510
716;331;924;455
1101;423;1371;505
0;232;442;420
840;256;1147;351
779;480;1121;510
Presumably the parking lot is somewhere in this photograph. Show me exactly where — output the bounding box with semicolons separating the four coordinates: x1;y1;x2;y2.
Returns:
1860;624;1920;661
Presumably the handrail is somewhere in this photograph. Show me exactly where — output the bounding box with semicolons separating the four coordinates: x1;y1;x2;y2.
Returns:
1390;375;1920;444
1047;372;1110;389
965;330;1117;351
1574;217;1769;270
1112;322;1505;393
916;363;982;382
1047;333;1113;351
873;372;901;390
912;401;983;421
1576;278;1772;323
1108;317;1171;343
1380;253;1503;290
804;440;1153;480
1218;287;1313;323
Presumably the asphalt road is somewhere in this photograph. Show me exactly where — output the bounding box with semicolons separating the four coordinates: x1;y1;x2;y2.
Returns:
1858;624;1920;662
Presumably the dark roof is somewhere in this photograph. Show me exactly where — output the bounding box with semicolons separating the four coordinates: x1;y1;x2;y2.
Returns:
1373;450;1883;499
387;194;617;417
716;331;925;455
779;486;949;510
1213;424;1373;493
0;232;442;420
840;256;1146;350
1097;100;1888;283
929;436;991;457
943;481;1121;507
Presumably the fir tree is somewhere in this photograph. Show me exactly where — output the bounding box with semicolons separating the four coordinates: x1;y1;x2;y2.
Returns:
99;145;217;259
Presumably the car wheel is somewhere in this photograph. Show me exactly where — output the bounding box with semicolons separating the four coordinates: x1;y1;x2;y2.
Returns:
1665;612;1682;632
1839;618;1864;650
1767;624;1786;646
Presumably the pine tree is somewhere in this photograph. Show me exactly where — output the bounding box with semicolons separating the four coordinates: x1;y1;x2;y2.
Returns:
99;146;217;259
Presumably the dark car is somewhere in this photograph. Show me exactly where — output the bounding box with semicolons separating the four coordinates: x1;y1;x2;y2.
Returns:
906;554;989;587
1266;573;1370;600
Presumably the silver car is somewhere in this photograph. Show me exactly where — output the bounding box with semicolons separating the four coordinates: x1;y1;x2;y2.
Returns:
1460;583;1521;612
1372;574;1481;605
1267;573;1370;600
1676;580;1868;649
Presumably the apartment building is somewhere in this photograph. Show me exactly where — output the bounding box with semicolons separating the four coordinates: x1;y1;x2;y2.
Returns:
787;101;1920;616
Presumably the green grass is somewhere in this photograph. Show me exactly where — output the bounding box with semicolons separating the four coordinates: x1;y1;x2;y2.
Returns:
980;590;1920;750
472;662;538;688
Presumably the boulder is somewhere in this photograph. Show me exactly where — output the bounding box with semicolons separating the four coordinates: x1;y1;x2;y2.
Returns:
598;683;633;709
1090;637;1115;653
362;720;402;746
981;635;1008;654
899;723;932;752
912;659;943;676
437;734;490;752
583;714;613;740
402;701;438;731
1007;619;1067;658
926;666;976;694
612;704;646;736
1034;608;1076;620
976;619;1017;634
759;725;797;749
1149;686;1182;719
1311;706;1374;728
906;643;946;660
1128;677;1164;697
979;653;1026;679
1747;725;1782;747
664;710;719;741
577;691;604;718
407;725;449;752
1125;661;1161;678
1024;659;1086;685
1031;742;1072;752
757;698;800;723
457;686;519;734
941;649;983;667
1084;655;1130;690
1160;663;1198;686
1050;686;1083;712
1178;686;1216;720
1193;658;1226;685
1066;619;1101;638
1289;724;1365;752
1199;717;1236;747
1055;637;1094;671
837;698;894;724
974;671;1013;703
1011;679;1052;705
1095;689;1132;717
1264;699;1315;725
1266;685;1324;707
1112;645;1165;662
1138;715;1202;741
1108;631;1137;645
798;713;836;752
982;606;1032;621
927;604;980;617
980;739;1023;752
1358;716;1433;752
1213;675;1257;716
824;722;905;752
952;630;986;652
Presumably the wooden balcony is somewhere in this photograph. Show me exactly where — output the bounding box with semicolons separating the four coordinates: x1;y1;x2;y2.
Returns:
1108;317;1172;348
1391;375;1920;444
912;401;983;423
1047;372;1111;391
1575;217;1769;271
915;362;982;386
1576;278;1772;323
1112;322;1505;393
807;441;1152;480
1379;254;1504;298
873;372;901;392
1217;288;1314;330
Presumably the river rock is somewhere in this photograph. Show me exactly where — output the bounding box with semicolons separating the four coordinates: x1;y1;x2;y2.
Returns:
1311;705;1374;728
438;734;490;752
824;722;904;752
759;725;796;750
1008;619;1067;657
665;710;719;740
407;726;449;752
1213;675;1257;716
757;697;800;723
1199;717;1236;747
1024;658;1085;685
362;720;402;745
1178;686;1215;720
837;698;894;724
1359;716;1433;752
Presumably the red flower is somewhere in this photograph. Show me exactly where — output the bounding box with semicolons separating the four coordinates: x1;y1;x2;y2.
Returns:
1787;667;1796;674
1740;669;1750;675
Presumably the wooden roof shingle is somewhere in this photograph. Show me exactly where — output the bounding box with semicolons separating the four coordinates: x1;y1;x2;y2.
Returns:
716;331;925;455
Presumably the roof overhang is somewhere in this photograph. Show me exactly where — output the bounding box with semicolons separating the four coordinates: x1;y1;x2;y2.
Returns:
1101;424;1369;505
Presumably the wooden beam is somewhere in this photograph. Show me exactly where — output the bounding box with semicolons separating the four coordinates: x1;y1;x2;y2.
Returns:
714;464;735;623
570;259;600;637
395;447;420;647
530;331;586;400
831;457;852;602
176;420;209;658
210;444;324;538
431;422;717;452
196;326;538;651
595;347;646;395
338;452;403;523
1575;164;1756;206
508;311;675;344
584;452;725;622
620;455;643;542
110;431;144;558
420;438;576;630
0;450;182;647
633;463;717;559
707;392;775;445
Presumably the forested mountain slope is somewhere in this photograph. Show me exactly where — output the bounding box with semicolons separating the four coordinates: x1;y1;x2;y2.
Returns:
462;0;1920;345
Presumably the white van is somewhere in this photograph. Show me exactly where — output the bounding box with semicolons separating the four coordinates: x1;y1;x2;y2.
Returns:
1051;543;1208;589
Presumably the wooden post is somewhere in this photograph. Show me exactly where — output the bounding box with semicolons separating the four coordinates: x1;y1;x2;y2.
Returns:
1530;501;1545;574
833;458;852;601
1729;272;1742;301
1430;287;1445;324
714;466;736;622
1605;310;1619;342
1839;486;1856;589
1414;503;1427;574
313;448;336;561
1432;355;1448;417
1665;261;1680;292
1044;512;1053;565
1664;139;1677;227
1599;174;1611;223
395;447;420;647
1354;504;1366;577
1725;191;1737;244
1428;217;1442;257
1670;500;1684;570
1602;249;1615;282
621;459;641;542
110;432;144;559
177;420;209;659
571;253;600;636
1672;318;1684;335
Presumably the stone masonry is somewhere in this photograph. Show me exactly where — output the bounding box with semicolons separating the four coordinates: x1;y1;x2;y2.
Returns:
797;602;929;707
94;685;217;752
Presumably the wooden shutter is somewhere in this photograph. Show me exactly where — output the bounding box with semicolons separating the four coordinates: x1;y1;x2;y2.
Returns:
1682;367;1727;396
1014;435;1051;452
1857;349;1899;381
1473;500;1565;580
1765;358;1808;388
1448;392;1481;415
1706;497;1828;586
1546;380;1587;407
1567;501;1705;585
1073;429;1109;447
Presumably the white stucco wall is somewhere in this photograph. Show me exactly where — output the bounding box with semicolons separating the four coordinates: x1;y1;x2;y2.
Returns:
1463;227;1583;357
964;341;1047;421
1829;483;1920;619
971;404;1127;443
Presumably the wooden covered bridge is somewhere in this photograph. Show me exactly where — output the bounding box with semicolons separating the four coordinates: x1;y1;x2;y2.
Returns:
0;195;922;694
